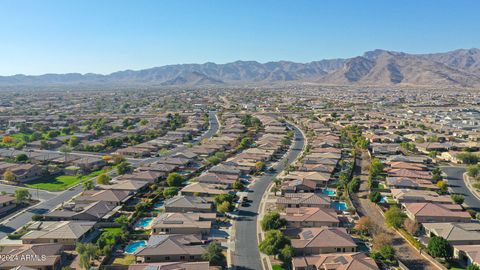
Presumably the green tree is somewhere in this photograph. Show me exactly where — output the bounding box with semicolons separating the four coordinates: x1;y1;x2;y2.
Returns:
163;187;179;198
279;245;295;265
369;191;382;203
83;179;94;190
76;243;99;270
202;242;226;266
348;177;361;193
232;181;244;190
370;158;384;178
116;161;131;175
96;173;111;185
258;230;290;256
467;164;480;178
166;172;184;187
15;153;28;163
379;244;395;260
261;211;286;231
68;136;80;147
451;194;465;204
427;236;452;259
456;152;479;164
384;206;406;229
255;161;265;171
14;188;31;204
217;201;231;214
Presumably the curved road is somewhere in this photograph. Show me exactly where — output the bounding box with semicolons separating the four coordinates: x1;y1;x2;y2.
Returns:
232;124;305;270
442;165;480;212
0;111;219;239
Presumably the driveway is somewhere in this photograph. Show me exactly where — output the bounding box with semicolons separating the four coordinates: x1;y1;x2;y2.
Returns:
232;124;305;270
442;165;480;211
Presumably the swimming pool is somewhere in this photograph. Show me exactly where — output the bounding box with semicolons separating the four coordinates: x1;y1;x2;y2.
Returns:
154;202;164;209
331;201;348;211
135;217;153;229
379;196;387;204
321;188;336;196
124;241;146;254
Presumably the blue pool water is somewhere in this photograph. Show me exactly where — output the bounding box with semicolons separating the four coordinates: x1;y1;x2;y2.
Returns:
154;202;163;209
379;196;387;204
321;188;336;196
125;241;146;254
331;201;348;211
135;217;153;228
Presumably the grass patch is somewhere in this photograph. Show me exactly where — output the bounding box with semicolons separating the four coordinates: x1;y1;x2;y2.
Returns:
25;168;110;191
113;255;136;265
272;265;286;270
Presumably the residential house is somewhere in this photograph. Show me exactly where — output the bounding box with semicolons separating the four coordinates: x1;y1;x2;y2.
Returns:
151;212;215;236
0;194;16;216
135;234;206;263
291;227;357;255
75;189;131;206
292;252;379;270
282;207;339;228
164;195;213;213
404;203;471;223
277;193;331;209
0;244;63;270
21;221;96;249
423;223;480;245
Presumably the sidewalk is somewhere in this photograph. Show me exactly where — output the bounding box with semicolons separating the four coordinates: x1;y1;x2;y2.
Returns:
464;173;480;201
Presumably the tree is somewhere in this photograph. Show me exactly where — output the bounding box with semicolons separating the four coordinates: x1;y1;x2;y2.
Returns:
15;153;28;163
451;194;465;204
467;164;480;179
96;173;111;185
261;211;286;231
370;158;384;178
59;145;72;159
2;136;14;144
431;167;443;183
255;161;265;171
83;179;94;190
114;215;129;226
68;136;80;147
217;201;231;214
427;236;452;259
166;172;184;187
14;188;31;204
279;245;295;264
456;152;480;164
3;170;15;182
437;180;448;194
369;191;382;203
202;242;226;266
348;177;361;193
384;206;406;229
116;161;131;175
379;244;395;260
355;216;375;235
232;181;244;190
76;243;99;270
163;187;179;198
258;230;290;256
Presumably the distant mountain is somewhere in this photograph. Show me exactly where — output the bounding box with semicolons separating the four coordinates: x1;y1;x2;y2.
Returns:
318;49;480;87
1;48;480;88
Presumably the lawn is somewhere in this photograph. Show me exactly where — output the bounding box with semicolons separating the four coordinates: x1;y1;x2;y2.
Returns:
272;265;286;270
25;168;110;191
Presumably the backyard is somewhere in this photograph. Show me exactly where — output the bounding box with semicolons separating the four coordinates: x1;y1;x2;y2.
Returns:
25;168;109;191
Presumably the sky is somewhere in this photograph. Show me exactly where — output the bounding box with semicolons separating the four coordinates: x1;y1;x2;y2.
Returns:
1;0;480;75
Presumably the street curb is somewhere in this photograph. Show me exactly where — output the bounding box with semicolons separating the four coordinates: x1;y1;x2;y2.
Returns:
463;172;480;201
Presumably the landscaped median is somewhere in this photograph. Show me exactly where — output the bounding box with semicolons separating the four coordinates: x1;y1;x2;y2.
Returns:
25;168;111;191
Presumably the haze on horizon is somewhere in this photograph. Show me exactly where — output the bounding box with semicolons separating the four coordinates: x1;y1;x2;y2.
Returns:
1;0;480;76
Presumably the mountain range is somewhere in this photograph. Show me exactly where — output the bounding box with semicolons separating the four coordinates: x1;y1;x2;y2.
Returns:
1;48;480;88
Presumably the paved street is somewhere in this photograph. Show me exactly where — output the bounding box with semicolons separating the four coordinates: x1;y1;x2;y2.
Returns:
232;124;305;270
0;111;219;239
442;165;480;211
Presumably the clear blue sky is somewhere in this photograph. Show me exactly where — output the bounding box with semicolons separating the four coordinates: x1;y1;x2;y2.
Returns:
1;0;479;75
